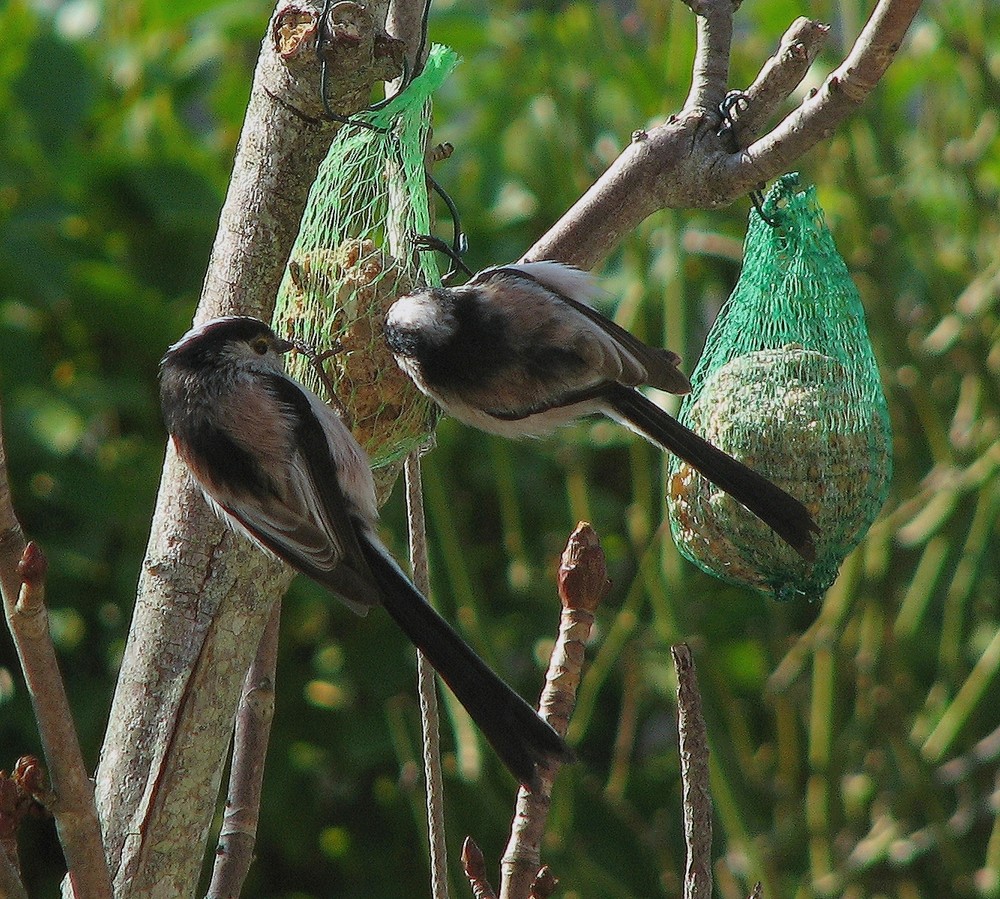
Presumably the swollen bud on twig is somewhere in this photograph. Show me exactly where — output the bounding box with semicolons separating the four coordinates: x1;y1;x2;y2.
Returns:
462;837;497;899
16;542;47;588
529;866;558;898
557;522;611;612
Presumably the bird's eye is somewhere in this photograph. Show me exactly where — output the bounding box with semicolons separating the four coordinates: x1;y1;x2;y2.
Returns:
251;338;270;356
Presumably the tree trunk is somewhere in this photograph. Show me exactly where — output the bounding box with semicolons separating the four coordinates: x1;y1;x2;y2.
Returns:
88;3;403;895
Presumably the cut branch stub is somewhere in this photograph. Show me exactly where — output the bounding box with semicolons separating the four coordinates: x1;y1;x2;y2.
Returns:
267;0;405;121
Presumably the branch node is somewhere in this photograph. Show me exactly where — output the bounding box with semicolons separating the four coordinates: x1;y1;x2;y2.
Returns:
14;545;48;635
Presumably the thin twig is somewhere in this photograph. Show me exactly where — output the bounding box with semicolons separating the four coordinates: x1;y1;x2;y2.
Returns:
205;598;281;899
498;522;609;899
385;23;449;894
671;644;712;899
405;453;449;899
0;406;113;899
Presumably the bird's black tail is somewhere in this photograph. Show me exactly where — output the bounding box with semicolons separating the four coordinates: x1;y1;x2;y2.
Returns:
605;383;818;560
358;537;571;787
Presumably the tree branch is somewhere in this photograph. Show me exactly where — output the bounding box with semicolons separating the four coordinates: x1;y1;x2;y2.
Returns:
739;0;922;180
733;17;830;142
497;523;609;899
525;0;921;270
404;453;450;899
671;644;712;899
682;0;737;113
90;2;404;896
0;407;113;899
205;598;281;899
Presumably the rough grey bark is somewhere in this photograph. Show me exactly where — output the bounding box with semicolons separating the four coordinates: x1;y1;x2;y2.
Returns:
88;3;403;897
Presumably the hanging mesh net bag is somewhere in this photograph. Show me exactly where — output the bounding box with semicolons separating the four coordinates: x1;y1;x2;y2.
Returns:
272;45;459;502
666;174;892;601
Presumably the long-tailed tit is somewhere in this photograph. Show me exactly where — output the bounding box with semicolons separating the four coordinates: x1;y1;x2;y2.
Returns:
385;261;818;559
160;316;569;786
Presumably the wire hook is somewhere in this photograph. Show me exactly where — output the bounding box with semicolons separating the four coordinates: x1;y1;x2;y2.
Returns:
717;90;778;227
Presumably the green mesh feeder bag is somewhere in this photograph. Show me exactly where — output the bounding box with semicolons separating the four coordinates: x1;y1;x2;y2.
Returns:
273;46;459;502
666;174;892;601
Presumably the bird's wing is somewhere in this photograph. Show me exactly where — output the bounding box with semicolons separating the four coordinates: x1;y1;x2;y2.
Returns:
481;262;691;395
224;373;380;614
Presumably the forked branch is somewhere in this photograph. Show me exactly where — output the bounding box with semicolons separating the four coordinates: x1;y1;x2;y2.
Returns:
526;0;923;269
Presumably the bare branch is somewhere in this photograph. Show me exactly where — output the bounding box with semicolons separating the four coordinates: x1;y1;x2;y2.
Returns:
205;598;281;899
671;644;712;899
386;0;451;884
404;453;450;899
525;0;921;270
0;410;27;621
738;0;923;182
682;0;737;113
498;523;609;899
733;18;831;143
0;406;113;899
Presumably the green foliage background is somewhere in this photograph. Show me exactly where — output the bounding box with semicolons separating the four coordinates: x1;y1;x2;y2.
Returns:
1;0;998;896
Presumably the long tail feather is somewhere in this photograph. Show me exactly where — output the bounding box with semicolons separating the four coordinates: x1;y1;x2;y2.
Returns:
358;537;571;786
605;384;818;560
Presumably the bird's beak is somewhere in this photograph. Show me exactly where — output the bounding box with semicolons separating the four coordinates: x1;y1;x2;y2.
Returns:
273;338;295;355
